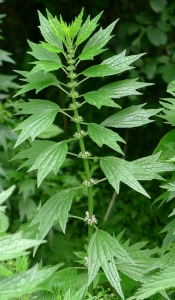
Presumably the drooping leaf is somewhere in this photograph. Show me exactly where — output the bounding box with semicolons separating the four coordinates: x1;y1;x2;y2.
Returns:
11;140;55;169
88;229;133;299
84;90;121;109
14;100;61;147
14;71;61;97
128;263;175;300
38;11;63;51
88;123;124;154
101;104;162;128
26;189;74;254
0;264;58;299
100;156;150;198
76;12;103;46
0;232;45;260
0;185;15;205
100;154;175;198
81;51;145;76
153;130;175;161
28;141;68;187
79;20;118;60
27;40;61;63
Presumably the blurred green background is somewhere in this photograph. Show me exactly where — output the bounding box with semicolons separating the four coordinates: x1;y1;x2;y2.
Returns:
1;0;175;267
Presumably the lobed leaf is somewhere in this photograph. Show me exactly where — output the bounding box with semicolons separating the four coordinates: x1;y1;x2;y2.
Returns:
28;189;74;254
82;51;145;76
79;20;118;60
69;8;84;39
28;141;68;187
153;130;175;161
28;40;61;63
40;42;63;53
30;60;62;74
84;90;121;109
88;229;133;299
47;12;65;42
38;11;63;51
0;232;45;260
101;104;162;128
76;12;103;46
88;123;124;154
0;264;58;299
14;71;61;97
100;154;175;198
100;156;150;198
11;140;55;169
14;99;61;115
14;108;60;147
128;263;175;300
0;74;17;92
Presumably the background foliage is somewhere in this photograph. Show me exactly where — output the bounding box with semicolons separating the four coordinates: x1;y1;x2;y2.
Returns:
1;0;175;278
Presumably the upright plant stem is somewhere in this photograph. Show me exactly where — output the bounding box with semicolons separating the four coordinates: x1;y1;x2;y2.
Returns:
66;39;94;294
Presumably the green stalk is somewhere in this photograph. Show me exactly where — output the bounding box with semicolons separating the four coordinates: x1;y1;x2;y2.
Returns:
66;40;94;294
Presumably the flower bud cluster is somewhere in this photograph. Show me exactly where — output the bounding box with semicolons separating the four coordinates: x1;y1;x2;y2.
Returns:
83;178;96;187
68;91;79;98
69;102;81;109
84;211;97;225
78;151;91;158
67;81;78;88
73;130;87;139
71;115;83;123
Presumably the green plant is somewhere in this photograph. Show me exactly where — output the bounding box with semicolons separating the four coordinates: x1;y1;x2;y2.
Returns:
2;7;175;300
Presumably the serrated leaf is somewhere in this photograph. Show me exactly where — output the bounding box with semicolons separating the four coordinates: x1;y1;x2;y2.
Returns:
88;123;124;154
0;49;15;65
27;189;74;254
79;20;118;60
100;79;153;98
0;185;15;205
88;229;133;299
28;40;61;63
69;285;86;300
161;218;175;248
0;232;45;260
101;104;161;128
0;264;58;299
38;11;63;51
18;178;35;202
100;154;175;198
48;14;65;42
100;156;150;198
84;90;121;109
30;60;62;74
14;100;60;147
11;140;55;169
76;12;103;47
0;74;17;92
82;51;145;76
14;71;61;97
128;263;175;300
69;8;84;39
149;0;167;13
28;141;68;187
147;26;167;46
39;288;61;300
158;98;175;126
153;130;175;161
